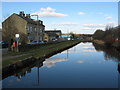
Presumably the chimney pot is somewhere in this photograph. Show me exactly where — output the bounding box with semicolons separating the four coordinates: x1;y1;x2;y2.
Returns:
26;14;31;18
19;11;25;17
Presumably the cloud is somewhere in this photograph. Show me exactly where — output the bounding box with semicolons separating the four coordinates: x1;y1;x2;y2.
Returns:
82;44;96;52
106;21;116;25
43;57;68;68
0;23;2;29
51;22;79;25
83;24;106;28
62;49;80;53
77;60;84;64
106;16;112;20
97;13;113;20
81;27;92;30
83;21;117;29
31;7;68;17
83;49;96;52
105;21;118;27
41;7;55;12
78;12;85;15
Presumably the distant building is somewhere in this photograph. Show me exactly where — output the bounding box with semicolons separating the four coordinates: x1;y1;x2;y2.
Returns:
44;30;62;42
2;11;45;44
61;34;71;41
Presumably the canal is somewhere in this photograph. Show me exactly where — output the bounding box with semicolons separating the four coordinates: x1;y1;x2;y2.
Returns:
2;42;119;88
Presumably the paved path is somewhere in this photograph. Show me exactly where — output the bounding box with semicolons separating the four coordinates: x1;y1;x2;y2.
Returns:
1;48;29;60
0;48;8;55
2;53;29;61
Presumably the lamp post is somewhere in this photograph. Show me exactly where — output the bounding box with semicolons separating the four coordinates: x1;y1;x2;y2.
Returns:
15;34;19;52
31;15;39;41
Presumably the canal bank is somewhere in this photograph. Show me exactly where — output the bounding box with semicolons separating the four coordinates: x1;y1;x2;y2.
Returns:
2;40;81;78
93;39;120;49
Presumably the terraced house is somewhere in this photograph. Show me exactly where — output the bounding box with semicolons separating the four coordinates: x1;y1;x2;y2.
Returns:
44;30;62;42
2;11;45;45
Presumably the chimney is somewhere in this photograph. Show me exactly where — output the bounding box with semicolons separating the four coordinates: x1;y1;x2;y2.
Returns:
39;21;43;25
26;14;31;18
19;11;25;17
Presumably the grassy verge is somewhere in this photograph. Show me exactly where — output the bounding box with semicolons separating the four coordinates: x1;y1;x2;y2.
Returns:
2;40;80;68
93;40;105;45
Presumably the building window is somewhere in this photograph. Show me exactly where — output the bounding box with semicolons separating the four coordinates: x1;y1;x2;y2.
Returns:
35;27;37;32
30;26;32;32
27;26;29;32
39;29;42;33
45;37;47;39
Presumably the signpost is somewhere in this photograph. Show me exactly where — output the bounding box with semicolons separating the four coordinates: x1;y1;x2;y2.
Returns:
15;34;19;52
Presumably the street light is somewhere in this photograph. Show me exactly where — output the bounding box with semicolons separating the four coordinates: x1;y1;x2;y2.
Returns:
15;34;19;52
31;14;39;41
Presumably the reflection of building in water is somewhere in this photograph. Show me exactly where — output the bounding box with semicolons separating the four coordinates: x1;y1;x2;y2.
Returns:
34;60;44;86
13;68;32;80
33;60;45;86
27;68;32;74
43;57;68;68
13;60;44;80
3;59;45;80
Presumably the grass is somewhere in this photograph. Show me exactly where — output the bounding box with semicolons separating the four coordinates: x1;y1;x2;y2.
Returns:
93;40;105;45
2;40;81;68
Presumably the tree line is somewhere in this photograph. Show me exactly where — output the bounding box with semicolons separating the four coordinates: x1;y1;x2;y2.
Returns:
93;25;120;46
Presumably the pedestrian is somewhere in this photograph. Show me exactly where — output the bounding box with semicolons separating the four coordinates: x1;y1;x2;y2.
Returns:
10;39;13;51
12;41;17;52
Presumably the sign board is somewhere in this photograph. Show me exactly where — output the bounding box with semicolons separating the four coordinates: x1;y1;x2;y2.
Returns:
15;34;19;38
16;37;19;41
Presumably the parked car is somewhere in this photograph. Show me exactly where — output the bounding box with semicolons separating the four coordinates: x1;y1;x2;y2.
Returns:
43;40;47;43
0;41;9;48
52;38;57;42
28;40;44;45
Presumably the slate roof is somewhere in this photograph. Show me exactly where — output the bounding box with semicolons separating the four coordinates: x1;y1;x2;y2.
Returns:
16;13;45;27
45;31;58;36
45;30;61;33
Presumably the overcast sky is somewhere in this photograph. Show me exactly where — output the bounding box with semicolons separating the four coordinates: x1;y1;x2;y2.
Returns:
1;2;118;34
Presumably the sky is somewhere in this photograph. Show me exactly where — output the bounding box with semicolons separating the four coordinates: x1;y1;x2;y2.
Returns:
1;2;118;34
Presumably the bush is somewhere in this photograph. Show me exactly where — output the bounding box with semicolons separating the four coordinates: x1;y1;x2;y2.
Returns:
93;29;105;40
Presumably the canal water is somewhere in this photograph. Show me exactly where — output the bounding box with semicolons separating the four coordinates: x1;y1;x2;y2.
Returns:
2;42;119;88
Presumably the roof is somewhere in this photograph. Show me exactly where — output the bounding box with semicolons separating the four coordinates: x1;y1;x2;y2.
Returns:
2;13;45;27
45;32;58;36
45;30;61;33
16;14;45;27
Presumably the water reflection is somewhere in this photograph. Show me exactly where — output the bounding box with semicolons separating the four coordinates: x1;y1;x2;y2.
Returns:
92;42;120;62
2;57;68;80
76;60;84;64
118;63;120;73
43;57;68;68
2;42;119;88
82;43;96;52
92;42;120;74
2;59;44;80
62;47;79;53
